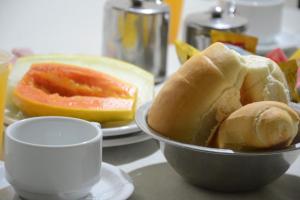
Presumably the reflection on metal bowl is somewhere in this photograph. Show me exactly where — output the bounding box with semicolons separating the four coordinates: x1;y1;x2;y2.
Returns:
136;102;300;192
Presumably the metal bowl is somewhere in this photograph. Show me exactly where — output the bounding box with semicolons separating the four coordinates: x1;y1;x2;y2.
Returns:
135;102;300;192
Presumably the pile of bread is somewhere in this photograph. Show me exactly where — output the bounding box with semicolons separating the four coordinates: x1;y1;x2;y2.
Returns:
148;43;299;151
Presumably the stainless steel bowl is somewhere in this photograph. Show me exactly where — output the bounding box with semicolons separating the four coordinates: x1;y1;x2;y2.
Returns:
135;102;300;192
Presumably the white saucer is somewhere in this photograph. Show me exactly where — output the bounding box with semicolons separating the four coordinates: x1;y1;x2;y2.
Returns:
256;31;300;55
103;132;152;147
0;162;134;200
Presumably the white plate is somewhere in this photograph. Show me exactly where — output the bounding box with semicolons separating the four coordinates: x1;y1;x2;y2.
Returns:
4;110;140;137
4;54;155;138
103;132;152;148
256;31;300;55
102;122;140;137
0;162;134;200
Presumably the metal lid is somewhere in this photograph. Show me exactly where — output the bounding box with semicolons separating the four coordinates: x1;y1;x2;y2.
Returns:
108;0;169;15
185;7;247;33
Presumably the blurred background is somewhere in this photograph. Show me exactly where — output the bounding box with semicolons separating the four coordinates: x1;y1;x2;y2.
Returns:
0;0;299;54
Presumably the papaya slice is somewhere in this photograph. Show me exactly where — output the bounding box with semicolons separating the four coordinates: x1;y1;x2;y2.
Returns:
13;62;138;123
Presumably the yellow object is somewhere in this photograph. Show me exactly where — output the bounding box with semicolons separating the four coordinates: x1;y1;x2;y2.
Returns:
290;49;300;60
164;0;184;43
210;30;258;53
278;60;299;102
118;13;151;49
174;40;200;64
0;54;10;160
118;13;138;49
14;91;137;125
6;54;154;127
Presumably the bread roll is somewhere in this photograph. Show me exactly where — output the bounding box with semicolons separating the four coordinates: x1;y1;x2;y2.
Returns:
147;43;247;145
214;101;299;151
241;55;290;105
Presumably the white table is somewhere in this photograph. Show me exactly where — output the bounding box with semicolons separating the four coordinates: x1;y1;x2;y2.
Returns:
1;0;300;199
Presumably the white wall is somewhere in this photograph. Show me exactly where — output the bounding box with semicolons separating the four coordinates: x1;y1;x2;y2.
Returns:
0;0;216;54
285;0;298;7
0;0;298;54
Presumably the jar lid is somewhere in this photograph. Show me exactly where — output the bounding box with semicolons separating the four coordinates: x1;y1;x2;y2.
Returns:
185;7;247;33
108;0;169;15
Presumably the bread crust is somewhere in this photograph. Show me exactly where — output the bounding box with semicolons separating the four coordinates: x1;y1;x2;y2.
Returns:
214;101;299;151
147;43;247;145
240;55;290;105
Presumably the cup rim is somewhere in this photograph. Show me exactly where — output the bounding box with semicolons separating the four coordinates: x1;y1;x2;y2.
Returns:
5;116;102;148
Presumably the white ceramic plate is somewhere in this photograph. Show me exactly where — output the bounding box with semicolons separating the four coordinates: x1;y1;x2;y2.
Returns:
102;122;141;137
103;132;152;148
4;54;155;138
0;162;134;200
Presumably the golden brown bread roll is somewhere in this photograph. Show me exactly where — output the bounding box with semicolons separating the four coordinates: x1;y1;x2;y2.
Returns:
214;101;299;151
241;55;290;105
148;43;247;145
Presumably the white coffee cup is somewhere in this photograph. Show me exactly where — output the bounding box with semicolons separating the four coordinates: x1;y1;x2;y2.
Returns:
235;0;284;44
4;117;102;200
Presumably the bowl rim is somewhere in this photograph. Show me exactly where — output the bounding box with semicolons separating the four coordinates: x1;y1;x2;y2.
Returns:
135;102;300;156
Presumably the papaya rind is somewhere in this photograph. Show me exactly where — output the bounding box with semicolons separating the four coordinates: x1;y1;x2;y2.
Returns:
6;54;154;123
13;88;135;123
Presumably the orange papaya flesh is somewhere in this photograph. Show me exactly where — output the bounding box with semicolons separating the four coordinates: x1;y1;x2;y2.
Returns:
29;63;136;98
13;62;138;123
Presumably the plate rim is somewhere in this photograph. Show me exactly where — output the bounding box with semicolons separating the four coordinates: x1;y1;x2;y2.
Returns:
103;132;152;148
90;162;134;200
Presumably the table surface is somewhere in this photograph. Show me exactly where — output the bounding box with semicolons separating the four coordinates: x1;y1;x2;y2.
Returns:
1;0;300;199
